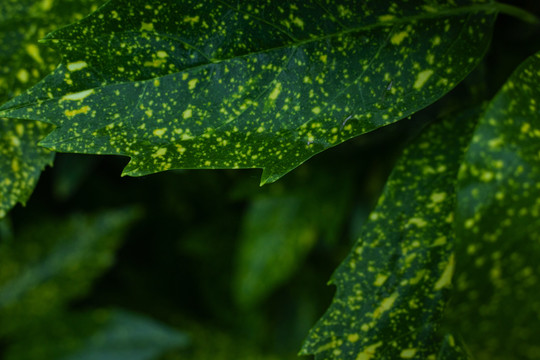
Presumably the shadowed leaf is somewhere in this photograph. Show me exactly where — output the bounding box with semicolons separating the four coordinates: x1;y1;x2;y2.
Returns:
449;51;540;360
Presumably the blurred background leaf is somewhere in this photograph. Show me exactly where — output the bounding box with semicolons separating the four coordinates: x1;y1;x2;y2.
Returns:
4;309;189;360
0;207;141;335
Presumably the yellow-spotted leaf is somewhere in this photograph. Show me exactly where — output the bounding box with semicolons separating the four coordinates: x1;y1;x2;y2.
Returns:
300;109;479;359
0;0;497;184
0;0;101;218
448;51;540;359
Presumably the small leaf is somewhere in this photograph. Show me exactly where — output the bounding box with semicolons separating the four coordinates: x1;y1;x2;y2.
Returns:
448;51;540;359
4;309;189;360
0;207;140;335
0;0;496;184
301;109;479;359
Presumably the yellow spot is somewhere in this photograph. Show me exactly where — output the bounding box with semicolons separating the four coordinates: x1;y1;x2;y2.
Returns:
204;160;211;166
480;171;494;182
432;36;441;46
152;148;167;157
373;273;388;287
145;59;166;68
433;236;447;246
373;292;398;318
154;79;160;87
156;50;168;58
400;349;417;358
434;253;455;290
61;89;95;101
379;14;395;22
408;217;427;227
356;341;383;360
11;137;21;147
41;0;54;11
292;17;304;29
11;158;20;172
175;144;186;154
65;106;90;117
145;109;153;117
414;70;434;90
391;31;408;45
521;122;531;133
312;106;321;115
26;44;43;63
347;334;360;343
320;54;328;64
488;137;503;148
184;15;200;24
257;126;265;133
16;69;29;83
430;192;446;203
141;22;154;31
153;128;166;137
182;109;193;119
15;124;24;136
67;61;88;72
188;79;198;90
464;218;475;229
269;82;282;100
182;73;189;80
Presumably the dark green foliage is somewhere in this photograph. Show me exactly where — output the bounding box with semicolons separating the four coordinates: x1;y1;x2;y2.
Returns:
0;1;539;360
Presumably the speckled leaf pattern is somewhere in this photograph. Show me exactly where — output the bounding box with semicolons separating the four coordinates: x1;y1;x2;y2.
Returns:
448;52;540;359
0;0;100;218
0;207;140;335
0;0;496;184
300;110;478;359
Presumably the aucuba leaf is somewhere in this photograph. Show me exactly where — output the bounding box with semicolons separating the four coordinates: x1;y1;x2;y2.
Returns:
300;109;478;359
449;51;540;360
0;0;496;184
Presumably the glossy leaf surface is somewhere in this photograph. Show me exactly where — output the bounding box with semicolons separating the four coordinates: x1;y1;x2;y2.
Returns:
0;0;496;184
301;110;478;359
448;51;540;359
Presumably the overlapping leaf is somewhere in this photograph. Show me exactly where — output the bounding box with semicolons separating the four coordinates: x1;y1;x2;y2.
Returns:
0;0;101;218
300;109;478;359
0;0;497;184
5;309;189;360
446;51;540;359
0;207;140;335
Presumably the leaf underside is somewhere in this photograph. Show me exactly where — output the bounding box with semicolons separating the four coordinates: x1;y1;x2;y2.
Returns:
300;109;478;359
0;0;496;184
448;51;540;360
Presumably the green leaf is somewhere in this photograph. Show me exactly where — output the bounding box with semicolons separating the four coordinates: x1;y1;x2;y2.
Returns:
300;109;479;359
0;0;497;184
447;51;540;359
5;309;189;360
0;0;101;218
0;207;140;335
233;170;352;308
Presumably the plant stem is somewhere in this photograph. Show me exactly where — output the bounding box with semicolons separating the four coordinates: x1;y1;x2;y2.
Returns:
494;3;540;24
